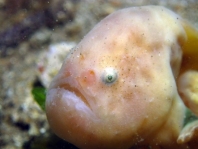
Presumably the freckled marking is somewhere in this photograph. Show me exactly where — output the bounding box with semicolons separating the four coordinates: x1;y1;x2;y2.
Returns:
79;70;96;88
65;71;71;77
79;53;85;60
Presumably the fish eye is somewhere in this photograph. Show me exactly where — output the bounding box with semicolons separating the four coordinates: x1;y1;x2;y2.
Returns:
102;67;118;85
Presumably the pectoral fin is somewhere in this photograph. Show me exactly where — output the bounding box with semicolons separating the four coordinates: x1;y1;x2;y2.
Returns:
177;22;198;144
182;21;198;57
181;21;198;72
178;120;198;144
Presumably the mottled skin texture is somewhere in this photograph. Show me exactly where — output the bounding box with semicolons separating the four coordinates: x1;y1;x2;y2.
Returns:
46;6;198;149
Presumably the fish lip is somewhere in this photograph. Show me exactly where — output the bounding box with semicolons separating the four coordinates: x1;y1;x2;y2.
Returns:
47;82;101;121
49;82;91;109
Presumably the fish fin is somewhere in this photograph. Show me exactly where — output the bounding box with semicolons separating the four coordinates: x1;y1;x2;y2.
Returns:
178;71;198;116
182;21;198;57
177;120;198;144
180;22;198;72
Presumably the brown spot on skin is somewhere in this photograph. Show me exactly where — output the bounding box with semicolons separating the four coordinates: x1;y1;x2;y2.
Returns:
79;52;85;60
78;70;96;88
65;71;71;77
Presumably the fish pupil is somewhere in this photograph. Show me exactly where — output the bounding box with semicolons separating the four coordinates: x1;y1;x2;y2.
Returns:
108;75;113;81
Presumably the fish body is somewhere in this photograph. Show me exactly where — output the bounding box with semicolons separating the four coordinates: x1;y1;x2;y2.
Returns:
46;5;198;149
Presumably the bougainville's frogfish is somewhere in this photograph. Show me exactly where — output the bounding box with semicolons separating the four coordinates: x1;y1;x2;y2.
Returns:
46;5;198;149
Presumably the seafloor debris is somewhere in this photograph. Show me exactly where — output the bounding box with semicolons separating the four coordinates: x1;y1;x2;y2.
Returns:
0;0;79;56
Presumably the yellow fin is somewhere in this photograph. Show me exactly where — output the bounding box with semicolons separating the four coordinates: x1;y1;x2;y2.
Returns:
182;21;198;56
181;21;198;71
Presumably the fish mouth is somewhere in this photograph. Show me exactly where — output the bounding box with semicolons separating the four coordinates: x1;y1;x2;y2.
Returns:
58;83;90;107
47;80;92;111
46;81;100;122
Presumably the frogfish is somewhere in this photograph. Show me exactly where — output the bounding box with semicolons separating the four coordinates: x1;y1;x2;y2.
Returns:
45;5;198;149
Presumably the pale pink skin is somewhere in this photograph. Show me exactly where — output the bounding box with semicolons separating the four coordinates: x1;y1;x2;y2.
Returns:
46;6;198;149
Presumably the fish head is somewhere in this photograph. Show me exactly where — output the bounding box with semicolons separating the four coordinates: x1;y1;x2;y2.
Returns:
45;5;198;148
